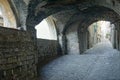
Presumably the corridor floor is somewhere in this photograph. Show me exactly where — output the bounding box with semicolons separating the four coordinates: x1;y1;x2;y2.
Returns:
40;41;120;80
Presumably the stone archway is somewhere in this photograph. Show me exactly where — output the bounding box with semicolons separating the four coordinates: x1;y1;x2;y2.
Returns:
77;6;120;53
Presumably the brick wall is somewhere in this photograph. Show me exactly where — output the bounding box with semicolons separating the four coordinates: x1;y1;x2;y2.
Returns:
0;27;37;80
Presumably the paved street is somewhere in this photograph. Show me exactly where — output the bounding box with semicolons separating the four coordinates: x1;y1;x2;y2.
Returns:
40;41;120;80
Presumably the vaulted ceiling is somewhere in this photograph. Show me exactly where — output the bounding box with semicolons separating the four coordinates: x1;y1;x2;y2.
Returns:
6;0;120;31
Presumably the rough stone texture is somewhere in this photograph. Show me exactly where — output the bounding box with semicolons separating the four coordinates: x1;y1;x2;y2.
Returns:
0;26;37;80
37;39;58;62
66;22;80;54
40;40;120;80
26;0;120;27
12;0;28;30
1;0;120;79
37;39;60;79
52;10;76;34
8;0;120;32
24;0;120;55
77;6;120;51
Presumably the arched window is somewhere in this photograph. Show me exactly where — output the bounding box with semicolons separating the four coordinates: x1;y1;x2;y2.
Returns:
0;5;3;26
0;0;17;28
35;17;57;40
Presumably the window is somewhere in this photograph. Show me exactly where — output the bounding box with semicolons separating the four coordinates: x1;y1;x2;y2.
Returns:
35;17;57;40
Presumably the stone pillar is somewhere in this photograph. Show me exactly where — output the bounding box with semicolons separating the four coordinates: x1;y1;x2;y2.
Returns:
57;34;63;55
83;32;86;52
110;25;115;47
117;24;120;51
115;30;118;49
66;31;80;55
62;35;67;55
27;26;37;41
84;31;89;50
79;31;84;54
26;25;38;77
118;30;120;51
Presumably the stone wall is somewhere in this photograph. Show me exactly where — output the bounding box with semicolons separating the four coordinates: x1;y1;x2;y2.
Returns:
0;26;37;80
66;22;80;55
37;39;59;78
37;39;58;62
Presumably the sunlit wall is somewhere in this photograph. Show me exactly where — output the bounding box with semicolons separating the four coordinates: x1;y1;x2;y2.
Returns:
35;18;57;40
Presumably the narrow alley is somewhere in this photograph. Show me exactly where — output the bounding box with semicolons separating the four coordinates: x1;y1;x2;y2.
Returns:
1;1;120;80
40;40;120;80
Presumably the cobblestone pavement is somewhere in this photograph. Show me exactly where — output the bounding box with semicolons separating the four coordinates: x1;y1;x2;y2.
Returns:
40;41;120;80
